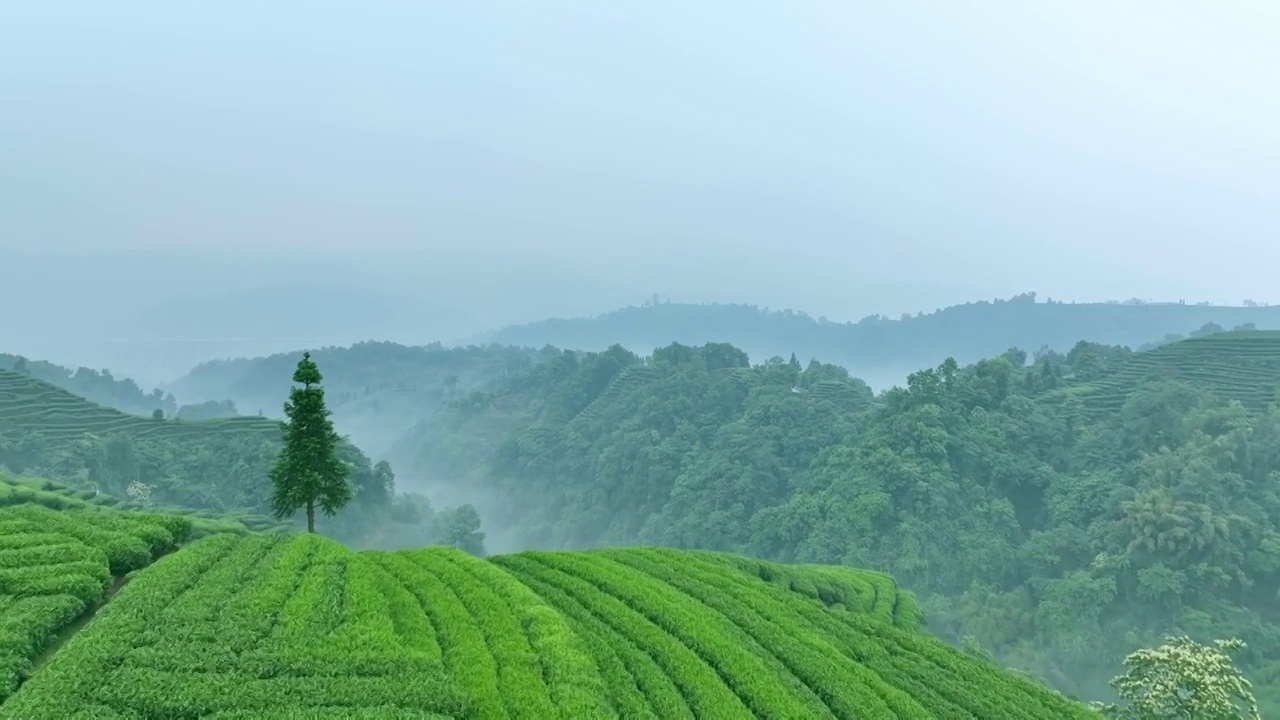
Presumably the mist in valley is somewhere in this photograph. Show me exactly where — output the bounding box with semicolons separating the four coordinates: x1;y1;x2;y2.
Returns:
4;1;1280;713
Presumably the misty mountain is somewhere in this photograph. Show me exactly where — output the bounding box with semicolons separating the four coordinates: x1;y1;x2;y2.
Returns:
165;342;553;459
2;249;483;386
482;294;1280;389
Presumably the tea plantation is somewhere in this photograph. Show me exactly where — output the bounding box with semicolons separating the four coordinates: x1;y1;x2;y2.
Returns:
0;502;1099;718
0;368;280;442
0;472;289;537
1063;329;1280;412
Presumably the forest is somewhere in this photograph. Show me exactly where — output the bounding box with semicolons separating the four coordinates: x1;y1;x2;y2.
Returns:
482;295;1279;388
0;346;1128;719
395;330;1280;713
2;325;1274;716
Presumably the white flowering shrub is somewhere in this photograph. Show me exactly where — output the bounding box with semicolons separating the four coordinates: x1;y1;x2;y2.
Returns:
125;480;153;506
1099;635;1260;720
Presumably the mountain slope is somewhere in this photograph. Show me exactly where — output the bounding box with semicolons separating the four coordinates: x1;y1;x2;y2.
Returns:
482;296;1280;388
0;370;488;556
1;353;177;418
398;337;1280;712
0;368;392;531
1;507;1097;718
167;342;554;457
1059;329;1280;412
0;367;278;442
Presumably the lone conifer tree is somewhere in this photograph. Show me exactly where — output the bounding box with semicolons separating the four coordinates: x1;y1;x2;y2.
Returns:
270;352;351;532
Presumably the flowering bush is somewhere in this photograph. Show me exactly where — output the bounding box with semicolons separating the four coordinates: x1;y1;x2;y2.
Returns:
1099;635;1260;720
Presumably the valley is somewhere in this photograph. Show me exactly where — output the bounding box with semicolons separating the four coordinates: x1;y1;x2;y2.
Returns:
3;298;1278;716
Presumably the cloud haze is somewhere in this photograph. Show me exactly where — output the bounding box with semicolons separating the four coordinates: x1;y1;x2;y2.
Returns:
2;2;1278;379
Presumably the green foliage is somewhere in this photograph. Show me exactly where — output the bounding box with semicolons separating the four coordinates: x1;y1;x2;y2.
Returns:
483;298;1280;388
1099;636;1261;720
168;341;556;455
0;366;289;511
269;353;352;533
174;399;239;421
0;502;188;702
2;517;1100;717
0;471;288;537
1059;331;1280;414
401;333;1280;712
0;367;454;548
0;353;177;417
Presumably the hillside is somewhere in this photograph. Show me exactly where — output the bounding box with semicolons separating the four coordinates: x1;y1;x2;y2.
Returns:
1059;330;1280;412
0;471;289;536
0;367;280;442
0;366;292;513
167;342;557;456
0;502;195;705
1;353;178;418
0;499;1097;718
399;337;1280;712
481;296;1280;388
0;369;488;556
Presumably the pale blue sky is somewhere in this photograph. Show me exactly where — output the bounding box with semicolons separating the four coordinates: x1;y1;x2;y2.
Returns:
2;2;1279;379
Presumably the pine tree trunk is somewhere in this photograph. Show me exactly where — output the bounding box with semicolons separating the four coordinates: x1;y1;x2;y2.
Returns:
306;500;315;533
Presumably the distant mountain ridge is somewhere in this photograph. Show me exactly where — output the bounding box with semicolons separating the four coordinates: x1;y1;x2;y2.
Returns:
481;294;1280;388
165;341;555;457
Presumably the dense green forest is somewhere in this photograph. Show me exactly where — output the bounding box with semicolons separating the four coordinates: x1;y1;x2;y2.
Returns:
0;367;484;553
482;295;1280;388
158;296;1276;457
397;330;1280;712
167;341;557;456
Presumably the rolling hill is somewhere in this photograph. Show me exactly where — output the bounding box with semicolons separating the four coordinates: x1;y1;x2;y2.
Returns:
1;353;178;418
0;368;493;555
1058;330;1280;412
0;498;1098;718
396;337;1280;712
0;367;280;443
481;296;1280;389
0;362;359;509
0;366;291;513
166;342;555;457
0;471;289;536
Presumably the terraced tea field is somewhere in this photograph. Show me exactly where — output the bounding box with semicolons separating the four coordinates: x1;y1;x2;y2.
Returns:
0;472;288;536
0;503;193;703
0;368;280;442
0;509;1099;719
1062;330;1280;413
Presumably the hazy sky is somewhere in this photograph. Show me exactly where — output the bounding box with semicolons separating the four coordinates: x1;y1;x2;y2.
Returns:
3;2;1280;369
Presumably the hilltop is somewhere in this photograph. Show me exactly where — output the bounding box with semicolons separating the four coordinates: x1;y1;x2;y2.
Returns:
398;337;1280;712
0;496;1097;718
480;296;1280;388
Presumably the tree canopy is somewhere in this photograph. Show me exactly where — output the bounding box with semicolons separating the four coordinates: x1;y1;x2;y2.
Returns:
269;352;352;532
397;333;1280;713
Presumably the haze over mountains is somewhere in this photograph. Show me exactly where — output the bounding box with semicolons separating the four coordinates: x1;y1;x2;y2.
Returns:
5;1;1280;714
8;241;1280;390
6;3;1280;387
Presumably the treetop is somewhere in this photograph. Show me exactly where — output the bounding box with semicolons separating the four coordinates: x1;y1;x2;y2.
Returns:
293;352;323;386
